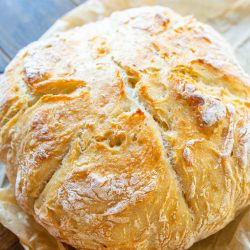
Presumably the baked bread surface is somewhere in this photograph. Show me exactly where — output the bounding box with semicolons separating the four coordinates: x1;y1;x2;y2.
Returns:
0;6;250;249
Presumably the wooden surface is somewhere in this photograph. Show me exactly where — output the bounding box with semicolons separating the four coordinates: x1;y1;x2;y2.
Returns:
0;224;23;250
0;0;86;73
0;0;86;248
0;49;10;73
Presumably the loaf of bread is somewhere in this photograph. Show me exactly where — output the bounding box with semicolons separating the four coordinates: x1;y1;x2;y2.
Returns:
0;6;250;249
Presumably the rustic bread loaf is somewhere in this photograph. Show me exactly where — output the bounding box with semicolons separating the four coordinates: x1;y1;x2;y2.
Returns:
0;6;250;249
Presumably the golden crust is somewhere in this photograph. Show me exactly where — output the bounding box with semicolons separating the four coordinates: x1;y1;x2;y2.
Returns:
0;6;250;249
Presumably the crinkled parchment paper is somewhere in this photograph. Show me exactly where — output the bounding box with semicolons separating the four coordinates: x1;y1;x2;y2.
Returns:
0;187;67;250
0;0;250;249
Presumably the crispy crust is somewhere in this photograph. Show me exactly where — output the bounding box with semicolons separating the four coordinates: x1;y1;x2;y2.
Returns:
0;6;250;249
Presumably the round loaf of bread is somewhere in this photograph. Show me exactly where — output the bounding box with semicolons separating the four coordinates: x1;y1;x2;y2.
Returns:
0;6;250;249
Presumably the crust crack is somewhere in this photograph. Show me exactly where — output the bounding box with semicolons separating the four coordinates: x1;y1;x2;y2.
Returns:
114;59;194;218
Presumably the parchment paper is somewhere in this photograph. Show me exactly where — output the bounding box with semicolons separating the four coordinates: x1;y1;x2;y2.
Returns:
0;0;250;249
0;187;67;250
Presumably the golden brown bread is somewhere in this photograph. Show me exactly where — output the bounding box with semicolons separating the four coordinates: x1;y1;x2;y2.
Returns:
0;6;250;249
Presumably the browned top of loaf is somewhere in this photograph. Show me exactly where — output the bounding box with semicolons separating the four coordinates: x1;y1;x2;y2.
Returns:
0;6;250;250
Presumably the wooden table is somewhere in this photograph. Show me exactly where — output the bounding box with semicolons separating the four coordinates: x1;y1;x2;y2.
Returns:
0;1;85;248
0;0;85;73
0;224;23;250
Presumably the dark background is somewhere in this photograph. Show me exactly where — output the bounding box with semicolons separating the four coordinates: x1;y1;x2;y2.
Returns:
0;0;86;73
0;1;85;248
